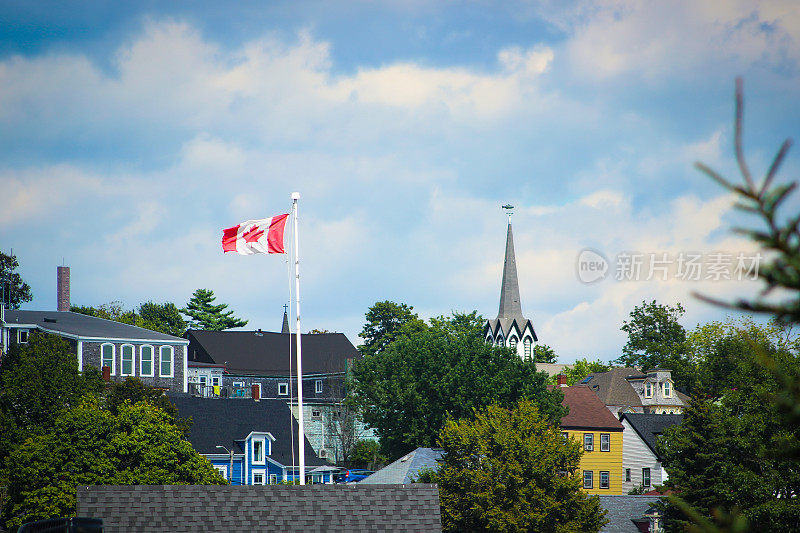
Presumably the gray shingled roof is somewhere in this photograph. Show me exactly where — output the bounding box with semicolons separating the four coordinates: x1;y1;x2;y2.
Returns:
598;495;661;532
583;367;645;408
187;330;360;375
361;448;444;484
621;413;683;459
2;310;186;343
77;485;442;532
169;395;327;467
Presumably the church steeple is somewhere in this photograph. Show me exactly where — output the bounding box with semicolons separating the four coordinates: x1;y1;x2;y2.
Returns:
484;206;538;360
281;304;290;334
497;222;523;319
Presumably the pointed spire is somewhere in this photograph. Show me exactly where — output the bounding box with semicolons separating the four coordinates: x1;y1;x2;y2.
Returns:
497;222;523;319
281;304;290;334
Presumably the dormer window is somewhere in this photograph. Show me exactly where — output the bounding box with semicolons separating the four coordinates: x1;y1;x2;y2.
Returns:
252;438;265;464
663;381;672;398
644;382;653;398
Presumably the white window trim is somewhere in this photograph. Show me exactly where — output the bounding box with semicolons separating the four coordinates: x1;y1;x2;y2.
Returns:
600;433;610;452
101;343;116;376
583;470;593;489
278;382;289;396
644;381;653;399
120;344;136;376
269;473;277;484
584;433;594;452
215;465;228;480
315;379;323;393
252;438;266;465
252;469;266;485
211;376;222;386
663;380;673;398
599;471;610;489
18;329;29;344
159;346;174;377
140;345;154;377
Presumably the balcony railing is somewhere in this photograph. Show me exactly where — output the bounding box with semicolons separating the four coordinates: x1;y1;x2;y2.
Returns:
188;383;252;399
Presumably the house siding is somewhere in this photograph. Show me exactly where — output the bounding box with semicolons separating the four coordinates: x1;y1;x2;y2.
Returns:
621;418;667;492
565;429;624;495
82;341;186;393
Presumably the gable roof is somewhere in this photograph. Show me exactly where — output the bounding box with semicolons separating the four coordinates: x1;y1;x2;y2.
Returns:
621;413;683;459
169;395;326;467
77;484;442;532
582;367;645;407
187;330;360;375
1;310;186;344
560;385;624;431
361;447;444;484
597;495;661;533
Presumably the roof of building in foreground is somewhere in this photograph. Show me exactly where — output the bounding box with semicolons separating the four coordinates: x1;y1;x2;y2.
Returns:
1;310;186;343
77;485;442;532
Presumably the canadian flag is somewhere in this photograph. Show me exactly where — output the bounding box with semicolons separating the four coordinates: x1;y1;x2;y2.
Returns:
222;214;290;255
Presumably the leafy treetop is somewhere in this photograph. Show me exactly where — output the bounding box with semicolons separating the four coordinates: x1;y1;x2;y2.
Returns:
358;300;427;356
0;252;33;309
181;288;248;331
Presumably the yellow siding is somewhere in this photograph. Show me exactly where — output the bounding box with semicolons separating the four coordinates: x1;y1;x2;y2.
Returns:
564;429;623;495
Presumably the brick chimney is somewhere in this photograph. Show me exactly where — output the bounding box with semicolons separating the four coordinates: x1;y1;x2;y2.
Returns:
57;266;70;312
557;374;567;387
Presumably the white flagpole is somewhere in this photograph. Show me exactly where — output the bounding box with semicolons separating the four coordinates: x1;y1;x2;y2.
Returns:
291;192;306;485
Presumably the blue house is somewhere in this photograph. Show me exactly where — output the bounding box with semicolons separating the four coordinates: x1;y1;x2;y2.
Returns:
170;395;335;484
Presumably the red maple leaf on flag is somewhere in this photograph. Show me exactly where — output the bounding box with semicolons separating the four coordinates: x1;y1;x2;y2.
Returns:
243;224;264;243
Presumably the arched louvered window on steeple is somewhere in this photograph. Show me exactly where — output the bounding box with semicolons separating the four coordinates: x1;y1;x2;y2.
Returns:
496;335;504;347
485;334;493;345
523;338;532;361
509;336;518;349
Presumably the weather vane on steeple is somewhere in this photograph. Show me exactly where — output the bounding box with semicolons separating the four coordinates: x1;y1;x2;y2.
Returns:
502;204;514;223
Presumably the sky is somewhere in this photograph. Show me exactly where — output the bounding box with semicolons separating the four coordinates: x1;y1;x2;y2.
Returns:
2;0;799;362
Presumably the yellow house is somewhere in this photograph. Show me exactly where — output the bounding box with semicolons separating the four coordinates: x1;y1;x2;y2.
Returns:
559;384;624;495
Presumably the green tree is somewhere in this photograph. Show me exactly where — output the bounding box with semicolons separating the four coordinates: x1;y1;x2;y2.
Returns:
660;78;800;531
1;399;225;530
550;358;611;386
350;311;565;459
348;440;387;470
0;252;32;309
104;377;192;437
436;400;607;533
71;301;136;324
181;288;248;331
137;301;187;337
358;300;427;356
615;300;697;390
0;333;103;462
533;343;558;363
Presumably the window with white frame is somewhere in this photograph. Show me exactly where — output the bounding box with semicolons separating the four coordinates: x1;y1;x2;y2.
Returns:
663;380;672;398
523;338;532;360
315;379;323;393
140;345;154;376
278;382;288;396
159;346;174;377
600;433;610;452
269;474;277;484
101;343;115;375
232;381;245;387
600;471;610;489
583;470;593;489
509;336;518;350
311;409;321;420
212;376;221;386
644;382;653;398
18;329;29;344
121;344;135;376
252;438;265;464
252;471;265;485
215;465;228;480
584;433;594;451
642;467;651;487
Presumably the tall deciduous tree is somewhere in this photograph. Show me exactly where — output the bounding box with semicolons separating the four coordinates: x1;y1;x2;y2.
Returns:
0;333;103;461
1;399;225;530
615;300;696;390
436;400;607;533
0;252;32;309
358;300;427;356
138;301;187;337
533;343;558;363
181;288;247;331
551;358;611;386
350;310;565;459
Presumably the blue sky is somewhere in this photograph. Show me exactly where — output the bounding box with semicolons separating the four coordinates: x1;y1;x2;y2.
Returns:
2;1;799;361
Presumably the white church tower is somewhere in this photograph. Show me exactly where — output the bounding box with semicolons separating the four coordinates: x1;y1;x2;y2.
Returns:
484;206;538;360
